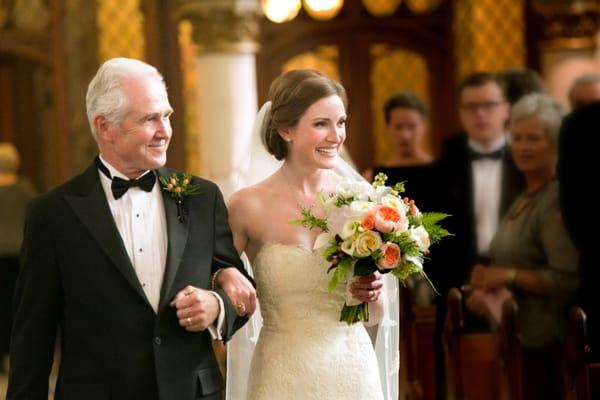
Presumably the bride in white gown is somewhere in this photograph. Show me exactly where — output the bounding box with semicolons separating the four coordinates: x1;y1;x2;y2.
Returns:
227;70;398;399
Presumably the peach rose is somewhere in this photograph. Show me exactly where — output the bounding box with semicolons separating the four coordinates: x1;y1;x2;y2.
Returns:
361;212;375;230
374;205;407;233
378;242;401;270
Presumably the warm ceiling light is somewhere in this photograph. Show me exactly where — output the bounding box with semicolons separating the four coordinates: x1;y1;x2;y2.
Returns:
303;0;344;21
261;0;302;23
406;0;441;14
362;0;402;17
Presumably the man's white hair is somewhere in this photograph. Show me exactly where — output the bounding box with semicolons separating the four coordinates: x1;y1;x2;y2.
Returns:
85;57;165;141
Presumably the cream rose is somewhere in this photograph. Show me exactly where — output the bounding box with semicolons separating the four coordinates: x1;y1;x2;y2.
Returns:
354;231;382;258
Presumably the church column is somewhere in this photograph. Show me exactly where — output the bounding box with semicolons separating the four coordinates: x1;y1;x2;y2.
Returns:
176;0;260;198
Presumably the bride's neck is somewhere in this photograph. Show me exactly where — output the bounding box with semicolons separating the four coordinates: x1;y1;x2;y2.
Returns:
280;161;329;196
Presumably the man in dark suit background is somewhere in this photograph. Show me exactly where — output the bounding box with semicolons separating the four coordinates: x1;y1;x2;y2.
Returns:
430;72;525;399
7;58;256;400
558;101;600;362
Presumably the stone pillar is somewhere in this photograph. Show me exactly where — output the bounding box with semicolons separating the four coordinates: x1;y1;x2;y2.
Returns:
176;0;260;198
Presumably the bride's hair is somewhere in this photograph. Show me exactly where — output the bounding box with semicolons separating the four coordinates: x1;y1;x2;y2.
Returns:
263;69;347;160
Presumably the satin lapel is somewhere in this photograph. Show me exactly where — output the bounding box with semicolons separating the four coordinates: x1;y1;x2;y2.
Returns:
158;168;190;308
64;164;151;307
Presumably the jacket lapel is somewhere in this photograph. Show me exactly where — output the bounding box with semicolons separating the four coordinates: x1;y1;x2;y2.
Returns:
157;168;190;308
65;163;152;308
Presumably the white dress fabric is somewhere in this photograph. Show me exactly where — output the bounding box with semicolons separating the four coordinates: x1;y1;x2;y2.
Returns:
245;243;384;400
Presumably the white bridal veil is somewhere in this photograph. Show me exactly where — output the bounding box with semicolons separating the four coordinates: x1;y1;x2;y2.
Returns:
226;101;400;400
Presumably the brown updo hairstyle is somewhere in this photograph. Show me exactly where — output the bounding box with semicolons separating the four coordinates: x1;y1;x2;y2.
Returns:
263;69;347;160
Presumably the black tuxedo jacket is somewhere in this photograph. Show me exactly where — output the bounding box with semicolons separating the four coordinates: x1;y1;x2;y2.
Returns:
430;134;525;295
7;161;250;400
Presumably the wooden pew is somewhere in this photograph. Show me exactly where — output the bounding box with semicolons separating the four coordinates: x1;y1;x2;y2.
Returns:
399;286;437;400
499;298;524;400
562;306;600;400
443;288;507;400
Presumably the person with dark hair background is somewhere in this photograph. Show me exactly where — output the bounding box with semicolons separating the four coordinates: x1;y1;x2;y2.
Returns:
500;68;547;106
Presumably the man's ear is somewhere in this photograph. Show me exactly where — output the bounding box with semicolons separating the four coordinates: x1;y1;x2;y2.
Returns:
94;115;112;142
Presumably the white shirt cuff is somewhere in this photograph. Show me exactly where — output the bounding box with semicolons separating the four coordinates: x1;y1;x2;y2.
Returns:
207;291;225;340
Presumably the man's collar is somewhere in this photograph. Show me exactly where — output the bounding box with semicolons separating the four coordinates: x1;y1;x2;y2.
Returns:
98;154;150;180
468;134;507;153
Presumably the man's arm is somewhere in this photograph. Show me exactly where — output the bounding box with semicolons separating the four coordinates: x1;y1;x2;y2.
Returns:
211;186;255;341
7;200;60;400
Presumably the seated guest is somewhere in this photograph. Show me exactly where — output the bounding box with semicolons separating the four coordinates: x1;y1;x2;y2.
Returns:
558;102;600;361
466;93;578;400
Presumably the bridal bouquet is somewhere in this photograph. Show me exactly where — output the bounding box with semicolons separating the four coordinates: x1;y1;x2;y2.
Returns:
294;173;451;324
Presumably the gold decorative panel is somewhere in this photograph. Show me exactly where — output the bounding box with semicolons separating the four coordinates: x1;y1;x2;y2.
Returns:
454;0;525;80
179;20;202;175
97;0;145;61
282;46;340;82
370;44;431;164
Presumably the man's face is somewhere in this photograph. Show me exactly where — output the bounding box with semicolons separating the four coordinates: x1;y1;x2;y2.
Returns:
98;75;173;178
570;81;600;110
459;81;510;146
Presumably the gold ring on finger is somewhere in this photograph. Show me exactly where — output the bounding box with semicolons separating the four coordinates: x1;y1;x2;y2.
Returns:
186;317;193;326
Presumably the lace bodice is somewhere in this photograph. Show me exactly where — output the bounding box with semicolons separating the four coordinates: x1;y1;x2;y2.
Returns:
246;243;383;400
252;243;347;329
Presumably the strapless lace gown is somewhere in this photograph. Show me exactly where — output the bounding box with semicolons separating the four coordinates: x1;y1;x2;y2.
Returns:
246;243;384;400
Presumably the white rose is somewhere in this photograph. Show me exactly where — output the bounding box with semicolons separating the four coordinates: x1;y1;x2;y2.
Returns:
410;226;431;252
350;200;375;217
336;180;372;198
380;195;408;214
354;231;382;258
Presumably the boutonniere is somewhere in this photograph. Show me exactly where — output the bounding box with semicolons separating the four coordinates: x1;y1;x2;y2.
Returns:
159;172;199;222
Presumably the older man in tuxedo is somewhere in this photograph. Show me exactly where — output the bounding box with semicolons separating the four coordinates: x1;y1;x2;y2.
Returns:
7;58;255;400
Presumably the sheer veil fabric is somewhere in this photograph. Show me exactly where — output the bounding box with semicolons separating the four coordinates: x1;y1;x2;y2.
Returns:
226;101;400;400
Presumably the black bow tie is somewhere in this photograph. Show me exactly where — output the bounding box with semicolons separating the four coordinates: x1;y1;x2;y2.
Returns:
95;157;156;199
468;147;504;161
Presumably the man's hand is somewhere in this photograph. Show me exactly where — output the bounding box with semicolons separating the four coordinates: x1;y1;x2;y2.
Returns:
350;272;384;303
215;267;256;316
170;286;219;332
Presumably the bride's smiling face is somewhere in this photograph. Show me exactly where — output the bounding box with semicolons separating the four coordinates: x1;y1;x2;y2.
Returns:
280;94;347;169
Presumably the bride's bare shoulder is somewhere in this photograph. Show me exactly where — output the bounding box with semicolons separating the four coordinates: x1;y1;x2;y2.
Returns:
228;175;281;217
